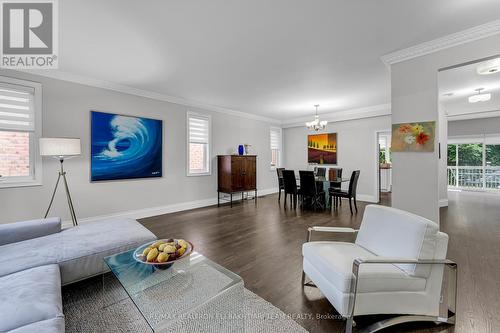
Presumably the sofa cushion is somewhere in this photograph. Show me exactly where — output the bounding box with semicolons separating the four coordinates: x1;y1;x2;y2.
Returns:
302;241;426;293
0;218;156;284
0;264;63;333
0;218;61;246
355;205;439;277
0;233;60;278
7;317;64;333
56;218;157;284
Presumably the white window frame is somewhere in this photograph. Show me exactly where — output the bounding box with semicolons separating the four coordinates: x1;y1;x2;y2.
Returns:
0;76;42;188
270;126;282;170
186;111;212;176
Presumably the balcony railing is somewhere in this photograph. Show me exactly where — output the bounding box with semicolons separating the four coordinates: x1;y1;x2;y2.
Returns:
447;166;500;190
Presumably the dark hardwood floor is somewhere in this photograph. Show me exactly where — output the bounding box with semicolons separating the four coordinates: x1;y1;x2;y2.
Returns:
140;190;499;333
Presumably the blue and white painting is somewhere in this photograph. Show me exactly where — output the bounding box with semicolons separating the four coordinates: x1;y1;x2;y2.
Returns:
91;111;162;181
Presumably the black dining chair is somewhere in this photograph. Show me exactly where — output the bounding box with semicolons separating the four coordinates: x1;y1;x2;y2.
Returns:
299;170;325;211
315;167;326;178
276;168;285;202
328;168;343;191
329;168;343;207
282;170;299;209
329;170;360;214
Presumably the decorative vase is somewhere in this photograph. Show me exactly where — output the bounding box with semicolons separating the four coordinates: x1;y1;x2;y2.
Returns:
238;145;245;155
244;144;251;155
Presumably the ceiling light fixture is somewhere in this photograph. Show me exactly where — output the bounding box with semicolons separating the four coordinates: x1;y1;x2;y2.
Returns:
305;104;327;131
468;88;491;103
477;58;500;75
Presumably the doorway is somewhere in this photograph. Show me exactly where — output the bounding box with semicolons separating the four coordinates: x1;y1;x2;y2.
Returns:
439;54;500;194
377;131;392;204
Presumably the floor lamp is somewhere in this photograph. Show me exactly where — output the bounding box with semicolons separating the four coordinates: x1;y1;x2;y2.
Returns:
40;138;81;226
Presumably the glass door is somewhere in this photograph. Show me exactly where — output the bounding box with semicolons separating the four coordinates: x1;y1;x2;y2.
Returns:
457;143;483;189
485;144;500;189
447;140;500;191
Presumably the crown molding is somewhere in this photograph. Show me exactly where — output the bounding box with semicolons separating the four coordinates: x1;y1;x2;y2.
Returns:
13;69;282;125
447;109;500;122
381;19;500;66
281;103;391;128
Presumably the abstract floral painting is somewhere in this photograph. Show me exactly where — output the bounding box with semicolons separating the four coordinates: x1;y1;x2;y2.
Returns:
391;121;435;152
91;111;163;181
308;133;337;164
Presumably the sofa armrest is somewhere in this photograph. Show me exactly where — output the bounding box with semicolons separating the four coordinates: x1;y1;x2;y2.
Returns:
306;226;358;242
0;217;61;246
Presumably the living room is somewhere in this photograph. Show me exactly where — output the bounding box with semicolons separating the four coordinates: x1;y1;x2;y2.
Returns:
1;1;500;333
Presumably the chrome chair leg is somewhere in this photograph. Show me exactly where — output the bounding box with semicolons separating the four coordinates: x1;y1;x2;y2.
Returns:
356;315;452;333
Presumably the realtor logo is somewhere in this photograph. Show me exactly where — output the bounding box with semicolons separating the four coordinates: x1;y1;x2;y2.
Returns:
1;0;58;68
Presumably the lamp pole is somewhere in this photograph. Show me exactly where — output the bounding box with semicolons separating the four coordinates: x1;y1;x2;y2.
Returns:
44;157;78;226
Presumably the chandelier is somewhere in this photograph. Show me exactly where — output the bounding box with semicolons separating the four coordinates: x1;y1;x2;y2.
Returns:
305;104;327;131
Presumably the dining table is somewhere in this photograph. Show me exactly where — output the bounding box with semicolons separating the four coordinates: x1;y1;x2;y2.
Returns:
296;175;350;208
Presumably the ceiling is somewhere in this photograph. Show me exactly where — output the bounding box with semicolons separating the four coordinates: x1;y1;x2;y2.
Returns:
440;57;500;118
33;0;500;120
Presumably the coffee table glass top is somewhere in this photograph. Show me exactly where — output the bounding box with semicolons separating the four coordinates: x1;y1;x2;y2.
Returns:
104;249;244;332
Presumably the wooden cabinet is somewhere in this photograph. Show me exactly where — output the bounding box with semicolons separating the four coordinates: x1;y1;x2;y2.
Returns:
217;155;257;207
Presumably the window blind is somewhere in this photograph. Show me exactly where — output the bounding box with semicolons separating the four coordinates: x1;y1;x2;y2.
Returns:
270;128;281;150
0;82;35;132
189;115;209;144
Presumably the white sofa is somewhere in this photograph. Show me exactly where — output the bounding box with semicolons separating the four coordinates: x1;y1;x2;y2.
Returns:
302;205;457;333
0;217;157;333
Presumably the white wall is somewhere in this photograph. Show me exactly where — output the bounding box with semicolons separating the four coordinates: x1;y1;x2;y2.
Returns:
0;70;279;224
448;116;500;137
283;115;391;203
438;103;448;207
390;34;500;223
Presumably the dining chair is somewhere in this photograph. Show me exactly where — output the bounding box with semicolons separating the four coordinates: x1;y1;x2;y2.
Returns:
299;171;325;210
282;170;299;209
315;167;326;178
328;168;343;190
329;168;343;206
329;170;360;214
276;168;285;202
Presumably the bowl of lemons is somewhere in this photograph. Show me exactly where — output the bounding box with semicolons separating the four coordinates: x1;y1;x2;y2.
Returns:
133;239;193;268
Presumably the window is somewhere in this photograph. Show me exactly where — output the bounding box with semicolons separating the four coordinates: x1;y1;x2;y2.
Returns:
0;77;42;188
270;127;282;168
187;112;211;176
447;136;500;190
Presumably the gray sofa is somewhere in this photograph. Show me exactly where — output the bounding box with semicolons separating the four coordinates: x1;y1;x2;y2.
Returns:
0;217;157;333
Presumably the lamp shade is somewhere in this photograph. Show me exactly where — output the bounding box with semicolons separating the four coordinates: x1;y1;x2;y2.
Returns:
40;138;81;157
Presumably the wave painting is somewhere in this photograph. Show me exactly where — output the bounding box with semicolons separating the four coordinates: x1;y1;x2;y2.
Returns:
91;111;163;181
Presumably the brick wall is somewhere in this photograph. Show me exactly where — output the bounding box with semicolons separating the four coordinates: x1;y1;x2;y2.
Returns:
0;131;30;177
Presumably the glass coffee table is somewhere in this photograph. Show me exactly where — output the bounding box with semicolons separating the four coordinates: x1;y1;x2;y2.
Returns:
103;249;244;332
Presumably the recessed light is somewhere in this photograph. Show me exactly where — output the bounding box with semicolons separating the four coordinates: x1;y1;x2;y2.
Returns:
468;88;491;103
477;58;500;75
442;92;454;97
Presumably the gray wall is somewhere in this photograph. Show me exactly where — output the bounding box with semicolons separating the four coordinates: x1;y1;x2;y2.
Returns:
448;116;500;137
390;34;500;223
283;115;391;202
0;71;278;224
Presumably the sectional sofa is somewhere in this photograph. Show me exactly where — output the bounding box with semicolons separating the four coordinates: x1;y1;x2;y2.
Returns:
0;217;157;333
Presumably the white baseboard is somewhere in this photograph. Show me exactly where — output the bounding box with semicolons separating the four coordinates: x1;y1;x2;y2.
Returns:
64;187;279;228
439;199;449;207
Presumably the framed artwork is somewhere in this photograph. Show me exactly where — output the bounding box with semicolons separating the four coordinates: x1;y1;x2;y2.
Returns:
91;111;163;181
308;133;337;164
391;121;435;152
